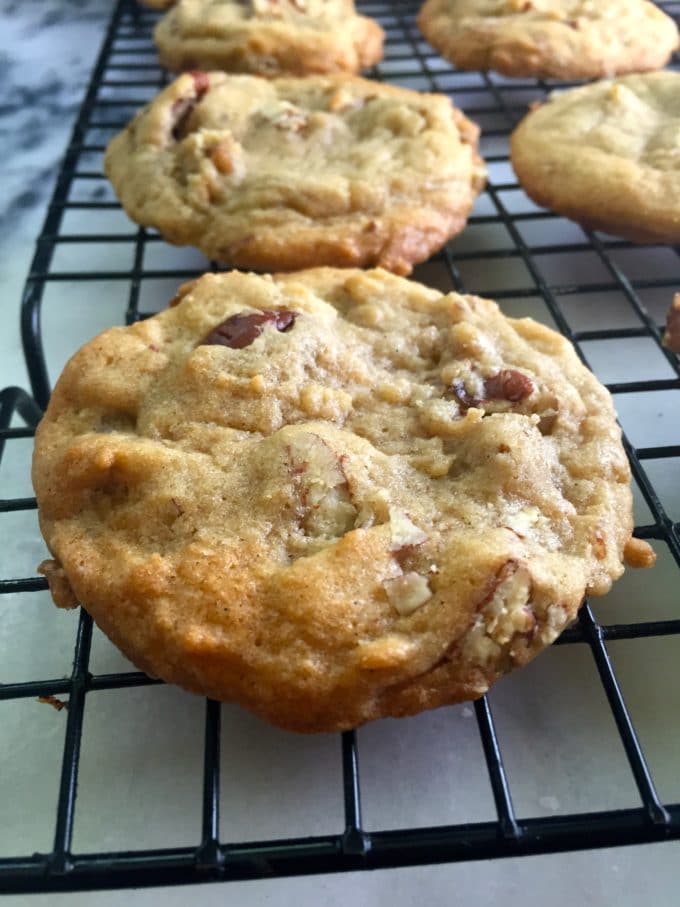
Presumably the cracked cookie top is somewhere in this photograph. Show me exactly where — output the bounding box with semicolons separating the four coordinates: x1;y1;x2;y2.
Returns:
105;72;485;274
418;0;679;80
33;268;652;732
153;0;385;75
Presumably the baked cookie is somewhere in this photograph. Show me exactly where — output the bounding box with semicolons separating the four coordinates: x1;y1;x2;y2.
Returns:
104;72;485;275
33;268;653;733
511;73;680;244
154;0;384;76
417;0;679;80
663;294;680;353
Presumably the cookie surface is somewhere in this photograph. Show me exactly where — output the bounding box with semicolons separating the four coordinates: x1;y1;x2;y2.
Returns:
105;72;485;274
33;268;650;733
511;73;680;243
418;0;678;80
154;0;384;76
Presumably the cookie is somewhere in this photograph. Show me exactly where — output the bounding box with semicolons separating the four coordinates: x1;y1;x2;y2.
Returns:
33;268;653;733
511;73;680;244
418;0;679;80
104;72;485;275
154;0;384;76
663;294;680;353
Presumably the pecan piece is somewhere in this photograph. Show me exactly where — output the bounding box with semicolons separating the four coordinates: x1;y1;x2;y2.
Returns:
38;695;68;712
484;369;534;402
449;378;479;410
460;560;537;666
201;310;297;349
171;72;210;142
384;573;432;616
388;506;427;550
286;433;356;538
450;368;535;410
190;71;210;96
257;101;308;132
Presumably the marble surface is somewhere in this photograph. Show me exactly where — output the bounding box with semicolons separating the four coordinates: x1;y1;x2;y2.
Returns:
1;2;679;905
0;0;111;390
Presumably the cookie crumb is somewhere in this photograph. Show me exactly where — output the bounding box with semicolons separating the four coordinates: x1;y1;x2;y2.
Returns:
38;695;68;712
662;294;680;353
38;559;78;609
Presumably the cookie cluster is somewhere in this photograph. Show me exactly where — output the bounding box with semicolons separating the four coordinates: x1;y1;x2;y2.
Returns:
33;0;674;732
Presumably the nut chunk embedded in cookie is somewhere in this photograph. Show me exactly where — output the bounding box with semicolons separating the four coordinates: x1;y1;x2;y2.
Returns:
418;0;679;80
32;267;651;733
105;73;486;274
153;0;385;76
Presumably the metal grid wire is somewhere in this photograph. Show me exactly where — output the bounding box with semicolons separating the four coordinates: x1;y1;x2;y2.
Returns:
1;0;679;893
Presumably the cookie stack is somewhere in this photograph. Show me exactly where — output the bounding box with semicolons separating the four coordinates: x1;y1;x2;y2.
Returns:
33;0;669;732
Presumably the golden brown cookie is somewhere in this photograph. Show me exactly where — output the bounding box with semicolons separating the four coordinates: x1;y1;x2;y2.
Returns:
33;268;652;733
154;0;384;76
104;72;486;275
511;72;680;244
417;0;679;80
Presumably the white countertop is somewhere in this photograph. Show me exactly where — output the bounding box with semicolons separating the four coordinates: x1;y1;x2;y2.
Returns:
1;1;679;904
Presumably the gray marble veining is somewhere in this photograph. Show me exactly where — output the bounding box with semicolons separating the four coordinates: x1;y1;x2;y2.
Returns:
0;0;110;388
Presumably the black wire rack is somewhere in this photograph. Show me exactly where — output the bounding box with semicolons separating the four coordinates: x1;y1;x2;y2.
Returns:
1;0;679;894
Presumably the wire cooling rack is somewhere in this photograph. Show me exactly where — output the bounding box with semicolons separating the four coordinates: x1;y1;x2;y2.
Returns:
1;0;679;894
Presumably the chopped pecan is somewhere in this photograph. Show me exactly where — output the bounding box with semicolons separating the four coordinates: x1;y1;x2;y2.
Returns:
388;506;427;550
170;72;210;141
449;378;478;410
450;368;535;410
484;369;535;402
461;561;535;666
258;101;308;132
286;433;356;538
384;573;432;616
200;309;297;349
38;695;68;712
190;71;210;96
504;505;541;539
